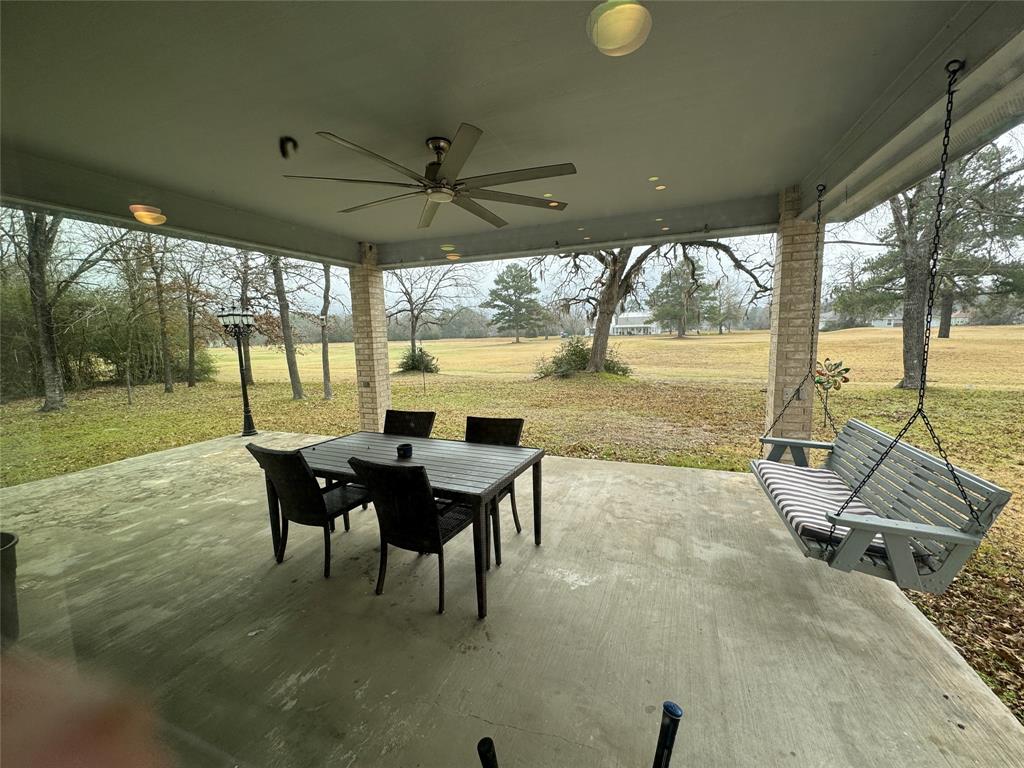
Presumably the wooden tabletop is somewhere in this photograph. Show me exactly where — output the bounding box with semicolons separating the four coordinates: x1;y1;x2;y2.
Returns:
300;432;544;501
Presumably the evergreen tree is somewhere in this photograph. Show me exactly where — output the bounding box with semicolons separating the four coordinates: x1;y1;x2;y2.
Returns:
649;260;708;336
481;264;546;342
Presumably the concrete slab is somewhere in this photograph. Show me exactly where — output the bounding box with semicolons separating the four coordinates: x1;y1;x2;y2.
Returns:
1;433;1021;767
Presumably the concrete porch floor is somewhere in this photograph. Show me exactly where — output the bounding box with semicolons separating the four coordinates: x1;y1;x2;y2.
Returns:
1;433;1021;767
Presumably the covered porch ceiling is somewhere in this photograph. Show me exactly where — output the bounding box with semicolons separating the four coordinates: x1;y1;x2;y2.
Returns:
2;2;1023;269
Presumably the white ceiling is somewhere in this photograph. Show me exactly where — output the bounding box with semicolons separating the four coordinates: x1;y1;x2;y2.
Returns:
2;2;1023;267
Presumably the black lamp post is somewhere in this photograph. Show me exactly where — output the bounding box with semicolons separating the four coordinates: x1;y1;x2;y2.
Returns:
218;303;257;437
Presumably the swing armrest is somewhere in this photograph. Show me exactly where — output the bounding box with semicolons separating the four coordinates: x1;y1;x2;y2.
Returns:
825;512;982;546
759;436;834;451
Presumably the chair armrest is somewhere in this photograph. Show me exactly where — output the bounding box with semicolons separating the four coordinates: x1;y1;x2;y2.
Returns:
825;511;981;546
759;436;834;451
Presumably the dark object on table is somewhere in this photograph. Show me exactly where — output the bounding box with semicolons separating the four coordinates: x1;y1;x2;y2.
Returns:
348;457;475;614
383;409;436;438
652;700;684;768
1;531;19;645
466;416;525;534
477;737;499;768
397;443;413;459
247;444;371;578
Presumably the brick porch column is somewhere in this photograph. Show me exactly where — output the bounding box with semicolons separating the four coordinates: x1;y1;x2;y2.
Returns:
349;243;391;432
765;186;822;440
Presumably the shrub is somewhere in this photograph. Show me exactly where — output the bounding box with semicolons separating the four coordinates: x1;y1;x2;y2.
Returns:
398;346;439;373
536;337;631;378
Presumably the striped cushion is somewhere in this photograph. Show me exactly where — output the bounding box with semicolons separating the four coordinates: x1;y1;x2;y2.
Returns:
752;460;886;555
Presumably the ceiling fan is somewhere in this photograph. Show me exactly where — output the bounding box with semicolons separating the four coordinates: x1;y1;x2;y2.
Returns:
285;123;576;229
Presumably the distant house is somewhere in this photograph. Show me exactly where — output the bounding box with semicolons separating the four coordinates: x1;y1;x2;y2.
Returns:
871;314;903;328
587;311;662;336
950;311;971;326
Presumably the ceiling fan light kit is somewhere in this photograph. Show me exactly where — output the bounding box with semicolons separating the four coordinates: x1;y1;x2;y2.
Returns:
286;123;576;230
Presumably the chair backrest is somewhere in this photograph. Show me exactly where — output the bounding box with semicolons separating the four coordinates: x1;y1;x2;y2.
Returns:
827;419;1011;535
246;444;326;525
465;416;524;447
348;457;442;551
383;409;436;438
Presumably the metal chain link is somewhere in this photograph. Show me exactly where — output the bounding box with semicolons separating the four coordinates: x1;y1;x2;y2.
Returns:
827;59;979;554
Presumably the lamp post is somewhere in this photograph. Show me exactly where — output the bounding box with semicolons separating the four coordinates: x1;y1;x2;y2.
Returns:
217;304;257;437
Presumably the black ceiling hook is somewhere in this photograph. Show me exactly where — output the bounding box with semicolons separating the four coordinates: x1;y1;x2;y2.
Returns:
279;136;298;159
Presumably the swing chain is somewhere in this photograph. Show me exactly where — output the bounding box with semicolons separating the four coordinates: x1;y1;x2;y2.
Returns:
762;185;833;446
829;59;980;539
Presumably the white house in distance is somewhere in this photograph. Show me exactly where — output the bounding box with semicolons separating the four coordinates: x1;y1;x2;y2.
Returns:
870;311;971;329
587;311;662;336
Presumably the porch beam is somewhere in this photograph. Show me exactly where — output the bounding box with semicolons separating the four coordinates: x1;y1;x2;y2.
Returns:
349;243;392;432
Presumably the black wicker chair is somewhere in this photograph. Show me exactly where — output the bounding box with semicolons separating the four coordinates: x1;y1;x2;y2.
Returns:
466;416;525;535
348;457;475;614
383;409;436;438
247;444;370;578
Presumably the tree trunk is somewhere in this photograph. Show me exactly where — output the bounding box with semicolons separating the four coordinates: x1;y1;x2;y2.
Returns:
409;318;418;355
899;240;929;389
587;271;621;373
23;213;66;411
937;289;954;339
515;326;521;343
239;274;255;386
146;243;174;394
186;305;197;387
320;263;332;400
271;255;304;400
125;354;134;406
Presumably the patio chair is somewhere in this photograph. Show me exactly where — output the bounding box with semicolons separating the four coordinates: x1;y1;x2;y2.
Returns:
348;457;474;614
247;444;370;578
466;416;525;535
383;409;436;438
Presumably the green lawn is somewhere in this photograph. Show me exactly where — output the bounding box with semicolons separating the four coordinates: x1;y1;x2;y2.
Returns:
1;326;1022;718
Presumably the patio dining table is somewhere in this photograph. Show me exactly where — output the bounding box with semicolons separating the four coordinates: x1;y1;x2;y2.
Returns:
295;431;544;618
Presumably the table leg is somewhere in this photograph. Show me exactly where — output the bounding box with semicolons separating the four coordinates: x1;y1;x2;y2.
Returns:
265;477;281;560
533;460;542;546
472;497;487;619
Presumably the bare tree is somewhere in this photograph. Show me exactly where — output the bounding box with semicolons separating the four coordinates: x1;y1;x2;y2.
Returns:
386;265;478;354
135;233;176;393
171;242;216;387
0;210;126;411
320;263;333;400
269;254;304;400
217;249;273;386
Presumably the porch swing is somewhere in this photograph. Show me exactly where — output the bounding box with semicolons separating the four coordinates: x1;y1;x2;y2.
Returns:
751;60;1012;595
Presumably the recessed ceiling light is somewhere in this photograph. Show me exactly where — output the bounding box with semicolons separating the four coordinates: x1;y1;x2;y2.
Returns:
446;252;462;260
129;204;166;226
440;244;456;251
548;201;560;207
577;227;585;231
648;176;660;182
583;236;592;240
655;184;667;191
661;226;670;231
654;217;663;222
587;0;653;57
543;193;554;198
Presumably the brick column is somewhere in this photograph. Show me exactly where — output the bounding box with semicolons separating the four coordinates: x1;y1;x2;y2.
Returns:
349;243;391;432
765;186;822;440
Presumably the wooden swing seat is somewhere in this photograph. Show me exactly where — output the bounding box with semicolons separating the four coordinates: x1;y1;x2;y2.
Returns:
752;419;1011;594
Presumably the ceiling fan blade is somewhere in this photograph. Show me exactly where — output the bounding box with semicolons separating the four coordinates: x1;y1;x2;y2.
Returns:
452;196;508;228
437;123;483;183
464;188;567;211
339;191;423;214
418;200;440;229
317;131;429;184
457;162;577;190
284;174;422;189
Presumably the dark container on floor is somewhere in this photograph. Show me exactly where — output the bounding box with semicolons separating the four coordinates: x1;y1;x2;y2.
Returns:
1;532;19;645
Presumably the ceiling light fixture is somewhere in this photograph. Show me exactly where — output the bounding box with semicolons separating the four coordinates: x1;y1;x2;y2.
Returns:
583;236;592;240
129;204;167;226
446;252;462;261
543;193;554;198
548;201;560;207
648;176;659;182
440;244;457;251
587;1;653;57
655;184;667;191
661;226;670;231
426;187;456;203
655;217;663;222
577;227;586;231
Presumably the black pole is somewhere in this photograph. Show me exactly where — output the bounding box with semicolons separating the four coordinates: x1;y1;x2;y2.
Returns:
234;332;257;437
652;701;683;768
476;737;498;768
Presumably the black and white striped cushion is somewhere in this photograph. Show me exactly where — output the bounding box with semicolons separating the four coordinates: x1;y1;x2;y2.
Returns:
752;460;886;555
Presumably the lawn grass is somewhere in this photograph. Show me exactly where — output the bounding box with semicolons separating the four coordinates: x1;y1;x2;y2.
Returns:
1;326;1022;719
